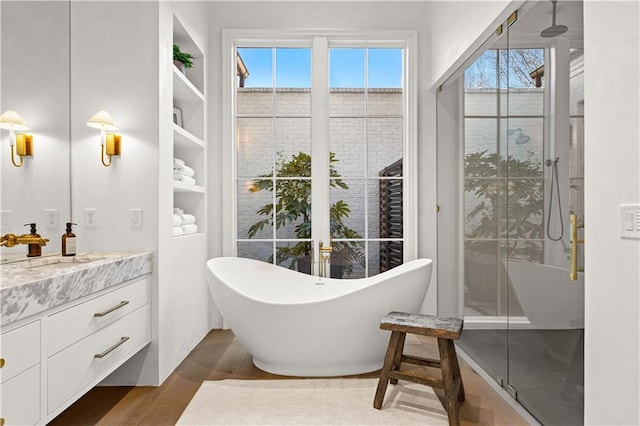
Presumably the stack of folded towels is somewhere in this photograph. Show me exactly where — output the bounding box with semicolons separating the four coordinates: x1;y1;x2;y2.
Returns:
174;158;196;185
172;207;198;236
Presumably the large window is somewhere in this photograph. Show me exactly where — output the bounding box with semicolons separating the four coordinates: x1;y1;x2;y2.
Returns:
229;35;414;278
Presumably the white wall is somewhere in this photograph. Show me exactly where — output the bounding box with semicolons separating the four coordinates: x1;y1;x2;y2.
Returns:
436;77;462;317
208;1;439;313
427;0;515;89
583;1;640;424
70;1;159;255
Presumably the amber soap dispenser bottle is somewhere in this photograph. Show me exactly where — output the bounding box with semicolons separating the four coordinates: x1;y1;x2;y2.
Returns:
62;222;77;256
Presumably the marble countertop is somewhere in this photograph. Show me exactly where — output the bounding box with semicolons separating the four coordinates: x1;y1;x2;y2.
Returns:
1;251;153;326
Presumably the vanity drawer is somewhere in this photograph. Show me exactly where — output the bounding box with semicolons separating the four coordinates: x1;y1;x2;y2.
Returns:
47;276;149;356
47;303;150;414
0;364;41;426
0;320;40;384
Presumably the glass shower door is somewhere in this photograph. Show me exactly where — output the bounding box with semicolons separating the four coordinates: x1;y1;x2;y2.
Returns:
505;3;585;424
457;46;510;386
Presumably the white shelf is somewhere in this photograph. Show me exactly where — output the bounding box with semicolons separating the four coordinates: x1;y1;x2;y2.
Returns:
173;124;204;149
173;66;204;103
172;232;205;239
174;181;205;193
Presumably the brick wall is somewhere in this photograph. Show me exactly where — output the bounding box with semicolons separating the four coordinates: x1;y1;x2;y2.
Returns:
236;88;404;277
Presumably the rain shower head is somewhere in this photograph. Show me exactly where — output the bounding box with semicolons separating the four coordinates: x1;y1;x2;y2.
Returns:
541;0;568;38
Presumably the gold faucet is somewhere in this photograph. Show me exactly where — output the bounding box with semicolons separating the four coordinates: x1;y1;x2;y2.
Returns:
0;233;49;248
319;239;333;278
2;223;50;257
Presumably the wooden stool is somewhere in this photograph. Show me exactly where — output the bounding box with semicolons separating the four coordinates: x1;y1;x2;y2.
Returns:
373;311;465;426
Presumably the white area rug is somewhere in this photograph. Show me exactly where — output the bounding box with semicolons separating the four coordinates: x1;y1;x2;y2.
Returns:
177;378;448;425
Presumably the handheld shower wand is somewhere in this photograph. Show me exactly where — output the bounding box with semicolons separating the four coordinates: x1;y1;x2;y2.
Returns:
546;157;564;241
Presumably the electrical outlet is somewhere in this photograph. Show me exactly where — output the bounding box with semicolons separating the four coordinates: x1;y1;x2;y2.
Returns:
45;209;59;229
130;208;143;229
84;208;98;229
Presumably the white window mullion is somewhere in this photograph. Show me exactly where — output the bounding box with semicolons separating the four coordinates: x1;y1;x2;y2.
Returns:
311;37;330;272
364;48;370;277
271;47;278;260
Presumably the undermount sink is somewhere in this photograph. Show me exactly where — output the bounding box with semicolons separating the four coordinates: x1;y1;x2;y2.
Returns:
24;255;108;270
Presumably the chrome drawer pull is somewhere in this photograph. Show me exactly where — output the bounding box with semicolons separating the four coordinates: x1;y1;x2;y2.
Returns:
94;336;130;359
94;300;130;317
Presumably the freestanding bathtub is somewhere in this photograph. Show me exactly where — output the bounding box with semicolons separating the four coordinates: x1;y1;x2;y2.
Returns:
506;260;584;329
205;257;433;377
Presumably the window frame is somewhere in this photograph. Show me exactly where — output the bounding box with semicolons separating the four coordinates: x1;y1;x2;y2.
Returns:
221;29;418;273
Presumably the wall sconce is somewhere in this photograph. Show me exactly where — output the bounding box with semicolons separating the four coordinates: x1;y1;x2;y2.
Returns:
86;110;121;167
0;110;33;167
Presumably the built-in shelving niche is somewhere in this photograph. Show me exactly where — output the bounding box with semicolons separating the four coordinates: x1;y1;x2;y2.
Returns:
172;14;205;237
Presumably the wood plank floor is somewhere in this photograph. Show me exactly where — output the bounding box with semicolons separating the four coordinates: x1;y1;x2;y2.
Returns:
50;329;528;425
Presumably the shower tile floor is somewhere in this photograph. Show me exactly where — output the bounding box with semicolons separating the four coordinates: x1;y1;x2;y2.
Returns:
457;328;584;426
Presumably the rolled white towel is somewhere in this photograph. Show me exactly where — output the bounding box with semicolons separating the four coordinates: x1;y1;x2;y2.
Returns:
181;224;198;235
173;207;184;215
173;174;196;185
181;176;196;185
181;165;195;178
179;213;196;225
173;226;184;237
173;214;183;226
173;158;185;168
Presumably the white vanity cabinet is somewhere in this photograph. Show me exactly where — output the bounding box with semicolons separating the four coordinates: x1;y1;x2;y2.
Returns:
46;276;151;417
0;321;42;426
0;275;151;425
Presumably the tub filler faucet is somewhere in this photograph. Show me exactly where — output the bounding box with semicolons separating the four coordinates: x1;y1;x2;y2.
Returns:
319;239;333;278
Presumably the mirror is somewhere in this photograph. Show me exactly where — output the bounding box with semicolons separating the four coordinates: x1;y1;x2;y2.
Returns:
1;1;71;262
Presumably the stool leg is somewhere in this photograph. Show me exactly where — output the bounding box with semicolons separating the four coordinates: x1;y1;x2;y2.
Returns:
374;330;402;409
438;338;460;426
451;342;465;401
390;332;406;385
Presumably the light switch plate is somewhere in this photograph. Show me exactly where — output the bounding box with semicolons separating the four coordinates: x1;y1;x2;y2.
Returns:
620;204;640;239
130;209;143;229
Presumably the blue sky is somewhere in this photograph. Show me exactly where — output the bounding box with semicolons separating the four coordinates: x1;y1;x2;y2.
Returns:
238;47;402;88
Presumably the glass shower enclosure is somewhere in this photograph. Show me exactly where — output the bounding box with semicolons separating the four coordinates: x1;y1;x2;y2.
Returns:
454;1;585;424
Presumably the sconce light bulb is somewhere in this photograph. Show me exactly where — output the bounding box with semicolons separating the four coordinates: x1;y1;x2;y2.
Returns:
100;128;106;146
9;129;16;146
